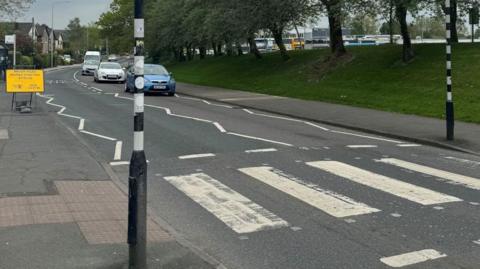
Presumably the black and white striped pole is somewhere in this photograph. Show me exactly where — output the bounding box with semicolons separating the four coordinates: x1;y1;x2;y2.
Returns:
128;0;147;268
445;0;455;141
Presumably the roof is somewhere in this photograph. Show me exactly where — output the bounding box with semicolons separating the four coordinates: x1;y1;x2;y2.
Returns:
0;22;33;35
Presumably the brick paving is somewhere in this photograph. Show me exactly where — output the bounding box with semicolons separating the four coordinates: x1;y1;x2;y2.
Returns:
0;180;172;245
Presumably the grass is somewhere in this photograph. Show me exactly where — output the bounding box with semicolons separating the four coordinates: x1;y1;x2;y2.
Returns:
167;44;480;124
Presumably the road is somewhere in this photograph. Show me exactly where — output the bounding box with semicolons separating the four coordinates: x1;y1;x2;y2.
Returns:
40;66;480;269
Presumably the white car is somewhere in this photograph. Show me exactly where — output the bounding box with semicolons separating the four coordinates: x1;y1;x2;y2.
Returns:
93;62;125;83
82;60;100;76
108;54;118;61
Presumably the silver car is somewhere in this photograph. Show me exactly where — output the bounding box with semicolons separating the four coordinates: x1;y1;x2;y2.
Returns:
93;62;125;83
81;60;100;76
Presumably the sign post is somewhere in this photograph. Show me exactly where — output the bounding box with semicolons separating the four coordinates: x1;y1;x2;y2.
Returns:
445;0;454;141
128;0;147;268
5;35;16;68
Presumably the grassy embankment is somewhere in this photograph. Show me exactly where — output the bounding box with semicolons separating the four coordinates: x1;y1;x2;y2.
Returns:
168;44;480;123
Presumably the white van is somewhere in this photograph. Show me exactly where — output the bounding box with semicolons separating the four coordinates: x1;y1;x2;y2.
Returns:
82;51;101;76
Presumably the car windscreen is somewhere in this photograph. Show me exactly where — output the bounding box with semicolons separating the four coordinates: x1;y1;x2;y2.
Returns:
144;65;168;75
84;60;99;65
100;63;122;69
85;55;100;62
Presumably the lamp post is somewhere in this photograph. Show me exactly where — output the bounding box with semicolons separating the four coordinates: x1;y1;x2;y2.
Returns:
51;1;70;68
128;0;147;268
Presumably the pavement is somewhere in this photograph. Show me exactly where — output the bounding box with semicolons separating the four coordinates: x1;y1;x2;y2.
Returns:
0;80;217;268
3;66;480;269
176;82;480;155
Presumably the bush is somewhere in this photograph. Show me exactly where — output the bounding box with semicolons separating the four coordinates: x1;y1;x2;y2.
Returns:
17;55;33;67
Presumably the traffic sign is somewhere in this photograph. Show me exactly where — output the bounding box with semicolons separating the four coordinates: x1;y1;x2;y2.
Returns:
6;69;45;93
4;35;15;45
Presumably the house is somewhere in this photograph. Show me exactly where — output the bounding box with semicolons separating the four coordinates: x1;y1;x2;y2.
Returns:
0;21;65;54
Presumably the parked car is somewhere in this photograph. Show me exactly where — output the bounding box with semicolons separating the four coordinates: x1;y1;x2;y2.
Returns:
62;54;72;64
124;64;176;96
94;62;125;83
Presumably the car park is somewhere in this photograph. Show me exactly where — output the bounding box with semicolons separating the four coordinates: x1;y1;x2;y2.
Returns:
93;62;125;83
124;64;176;96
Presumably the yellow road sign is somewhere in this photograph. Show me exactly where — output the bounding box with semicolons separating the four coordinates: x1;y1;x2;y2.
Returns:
5;69;44;93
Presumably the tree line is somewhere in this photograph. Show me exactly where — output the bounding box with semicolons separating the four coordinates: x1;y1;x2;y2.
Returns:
97;0;478;63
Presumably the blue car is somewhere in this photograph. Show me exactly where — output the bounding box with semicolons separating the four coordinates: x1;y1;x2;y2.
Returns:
125;64;176;96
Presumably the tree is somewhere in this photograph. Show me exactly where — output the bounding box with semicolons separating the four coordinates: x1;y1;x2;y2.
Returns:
318;0;347;57
97;0;133;54
346;14;379;35
395;0;415;62
0;0;34;19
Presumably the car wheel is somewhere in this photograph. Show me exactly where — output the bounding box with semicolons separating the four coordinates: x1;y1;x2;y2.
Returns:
168;92;175;97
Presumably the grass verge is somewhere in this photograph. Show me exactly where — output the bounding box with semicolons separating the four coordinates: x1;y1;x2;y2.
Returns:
168;44;480;123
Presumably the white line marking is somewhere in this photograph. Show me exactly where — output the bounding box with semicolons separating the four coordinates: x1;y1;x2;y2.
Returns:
380;249;447;268
220;96;286;101
397;144;421;147
114;141;123;161
227;132;293;147
110;161;130;166
306;161;462;205
178;153;216;160
177;95;234;108
73;71;79;82
238;166;380;218
245;148;278;153
91;87;103;92
303;121;330;131
330;130;403;143
0;129;9;140
445;156;480;166
347;145;378;148
378;158;480;190
242;109;330;131
213;122;227;133
78;119;85;131
80;130;117;141
164;173;289;233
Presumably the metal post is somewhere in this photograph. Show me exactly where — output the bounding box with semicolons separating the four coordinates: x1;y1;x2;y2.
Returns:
128;0;147;268
13;34;16;68
445;0;454;141
51;4;54;68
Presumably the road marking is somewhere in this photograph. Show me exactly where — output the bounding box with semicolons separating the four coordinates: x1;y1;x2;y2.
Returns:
91;87;103;92
397;144;421;147
380;249;446;268
213;122;227;133
73;71;79;82
238;166;380;218
445;156;480;166
114;141;123;161
178;95;234;108
227;132;293;147
330;130;403;144
110;161;130;166
346;145;378;148
245;148;278;153
0;129;9;140
243;109;330;131
80;130;117;141
178;153;216;160
378;158;480;190
220;96;286;101
78;119;85;131
164;173;289;233
306;161;462;205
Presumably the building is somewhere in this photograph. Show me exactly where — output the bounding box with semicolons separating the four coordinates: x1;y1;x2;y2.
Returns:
0;21;65;54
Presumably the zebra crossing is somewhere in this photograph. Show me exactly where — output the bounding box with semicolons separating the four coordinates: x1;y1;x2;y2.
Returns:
163;156;479;267
164;157;474;234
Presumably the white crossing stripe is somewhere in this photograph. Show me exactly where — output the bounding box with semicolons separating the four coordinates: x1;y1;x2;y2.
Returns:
378;158;480;190
0;129;9;140
397;144;421;147
238;166;380;218
380;249;447;268
245;148;278;153
178;153;216;160
306;161;462;205
164;173;288;234
346;145;378;148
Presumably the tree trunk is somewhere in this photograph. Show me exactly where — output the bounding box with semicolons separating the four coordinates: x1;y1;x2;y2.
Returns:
186;44;194;61
212;42;218;56
226;41;234;56
271;27;290;61
326;0;346;57
395;3;414;62
235;42;243;56
199;46;206;59
217;42;223;56
247;36;262;59
389;0;394;44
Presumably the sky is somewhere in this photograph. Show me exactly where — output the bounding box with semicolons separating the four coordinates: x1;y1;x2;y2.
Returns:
18;0;112;29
